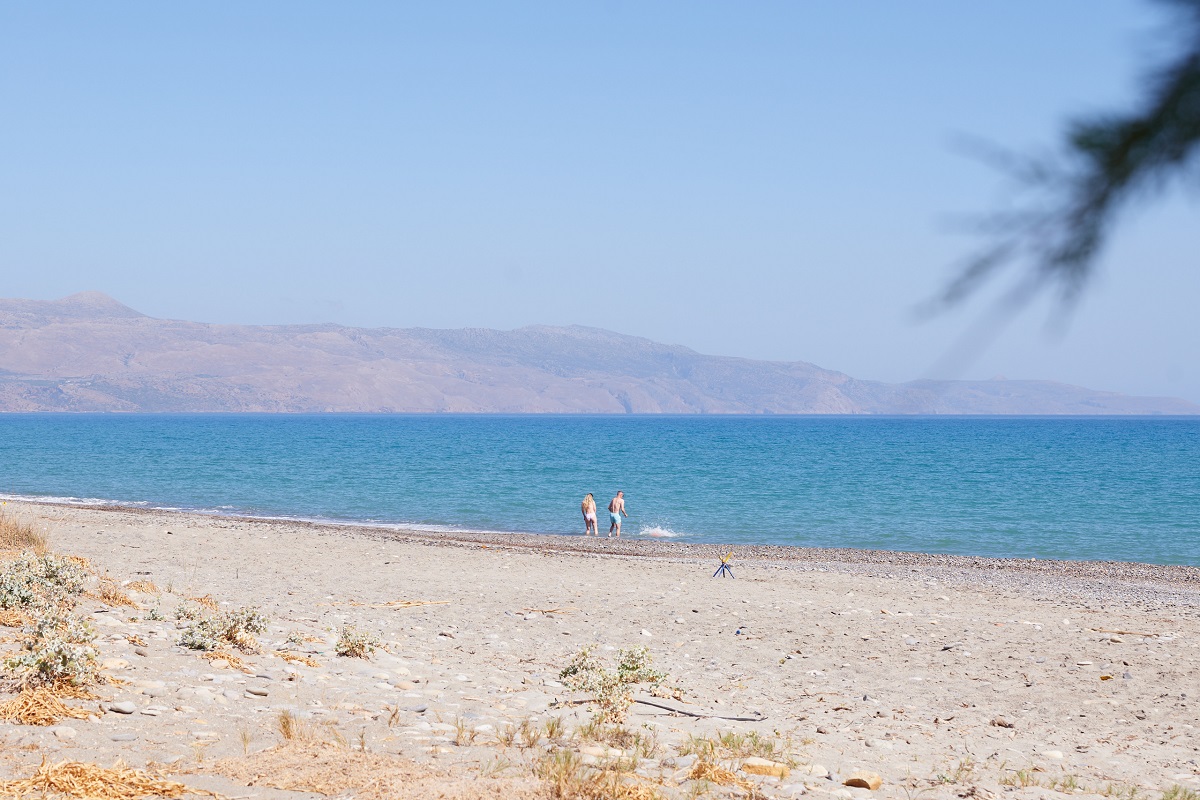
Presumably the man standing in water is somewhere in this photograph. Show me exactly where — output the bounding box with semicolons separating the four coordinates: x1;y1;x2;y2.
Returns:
608;491;628;538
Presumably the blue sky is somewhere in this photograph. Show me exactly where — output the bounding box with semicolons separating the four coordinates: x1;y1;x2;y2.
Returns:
2;2;1197;401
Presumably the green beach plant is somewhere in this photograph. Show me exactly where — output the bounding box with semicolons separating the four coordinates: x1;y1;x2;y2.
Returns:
4;609;98;686
178;606;268;652
335;625;380;659
559;644;666;724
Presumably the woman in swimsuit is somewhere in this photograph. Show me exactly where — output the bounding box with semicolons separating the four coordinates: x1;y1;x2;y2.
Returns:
581;493;598;536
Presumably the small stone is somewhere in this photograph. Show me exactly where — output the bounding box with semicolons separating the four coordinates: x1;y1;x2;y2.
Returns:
640;629;652;636
990;716;1014;729
796;763;829;778
222;689;241;701
674;618;684;624
742;756;790;778
1042;750;1065;759
101;658;131;671
50;726;77;740
865;738;894;749
844;771;883;790
111;733;138;742
246;687;268;697
673;753;698;771
903;637;918;646
134;648;149;657
1123;671;1133;680
108;702;136;715
816;726;830;735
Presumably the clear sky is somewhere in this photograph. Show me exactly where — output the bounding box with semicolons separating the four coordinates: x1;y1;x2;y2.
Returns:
2;2;1197;402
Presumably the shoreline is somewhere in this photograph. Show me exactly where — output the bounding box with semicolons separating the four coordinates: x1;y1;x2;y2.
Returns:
15;497;1200;589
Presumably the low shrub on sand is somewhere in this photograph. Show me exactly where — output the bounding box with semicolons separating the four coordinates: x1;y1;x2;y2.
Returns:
559;645;666;724
335;625;380;659
4;610;99;686
178;606;268;652
0;552;89;611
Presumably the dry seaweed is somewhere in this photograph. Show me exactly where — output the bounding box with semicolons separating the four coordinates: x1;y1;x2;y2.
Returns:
0;686;93;726
197;650;247;671
688;760;757;794
96;582;140;609
0;759;216;799
273;650;320;668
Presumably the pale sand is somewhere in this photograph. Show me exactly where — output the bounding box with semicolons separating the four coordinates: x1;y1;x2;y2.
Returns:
2;499;1200;798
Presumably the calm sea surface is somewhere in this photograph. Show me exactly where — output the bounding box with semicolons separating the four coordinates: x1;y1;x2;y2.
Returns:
0;414;1197;565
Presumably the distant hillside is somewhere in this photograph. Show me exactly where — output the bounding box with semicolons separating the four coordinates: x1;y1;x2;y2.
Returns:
0;292;1195;414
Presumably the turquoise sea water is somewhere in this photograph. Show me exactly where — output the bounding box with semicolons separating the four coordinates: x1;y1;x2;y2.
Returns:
0;414;1197;565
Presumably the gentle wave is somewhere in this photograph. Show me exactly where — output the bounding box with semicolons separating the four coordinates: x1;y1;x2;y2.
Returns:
637;525;685;538
0;492;517;538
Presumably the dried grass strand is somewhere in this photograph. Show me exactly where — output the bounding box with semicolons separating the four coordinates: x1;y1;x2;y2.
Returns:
0;759;217;799
0;686;93;726
198;650;247;671
273;650;320;668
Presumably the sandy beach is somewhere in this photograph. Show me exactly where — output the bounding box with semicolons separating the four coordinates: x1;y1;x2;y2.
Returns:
2;499;1199;799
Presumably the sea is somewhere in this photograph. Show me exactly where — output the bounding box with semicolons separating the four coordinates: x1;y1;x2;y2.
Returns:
0;414;1197;566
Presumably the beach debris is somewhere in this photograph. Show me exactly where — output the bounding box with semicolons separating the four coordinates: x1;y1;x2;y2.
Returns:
0;759;212;800
844;771;883;790
0;685;94;726
321;599;450;609
126;580;158;594
273;650;320;668
990;716;1015;728
0;608;28;627
521;606;576;615
188;594;220;611
198;650;248;671
741;756;790;778
95;581;139;609
1094;627;1159;637
712;551;735;578
689;760;755;792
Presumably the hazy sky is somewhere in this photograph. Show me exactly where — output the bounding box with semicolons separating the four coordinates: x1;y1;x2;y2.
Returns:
2;3;1197;401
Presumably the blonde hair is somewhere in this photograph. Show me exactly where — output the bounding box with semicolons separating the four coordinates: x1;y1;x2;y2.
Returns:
582;493;595;512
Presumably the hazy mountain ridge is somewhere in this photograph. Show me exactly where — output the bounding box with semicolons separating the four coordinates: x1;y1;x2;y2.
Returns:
0;293;1195;414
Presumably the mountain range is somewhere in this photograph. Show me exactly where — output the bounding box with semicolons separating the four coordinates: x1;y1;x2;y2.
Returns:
0;292;1195;414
